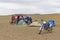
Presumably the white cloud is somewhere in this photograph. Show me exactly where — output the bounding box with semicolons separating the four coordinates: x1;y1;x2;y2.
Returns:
0;2;40;15
0;2;38;10
0;0;60;15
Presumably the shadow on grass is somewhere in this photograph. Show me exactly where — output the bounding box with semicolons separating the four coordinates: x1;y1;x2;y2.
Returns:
28;26;40;27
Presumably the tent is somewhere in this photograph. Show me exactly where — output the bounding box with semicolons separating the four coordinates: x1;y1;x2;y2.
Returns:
17;20;25;26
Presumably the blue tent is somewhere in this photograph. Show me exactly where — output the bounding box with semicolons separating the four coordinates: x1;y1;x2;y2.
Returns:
48;20;55;27
17;20;25;26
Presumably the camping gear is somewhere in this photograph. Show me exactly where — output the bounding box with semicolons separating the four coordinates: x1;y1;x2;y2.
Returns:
17;20;25;26
10;14;32;24
10;14;25;24
39;21;52;34
29;22;41;27
25;16;32;24
48;20;55;27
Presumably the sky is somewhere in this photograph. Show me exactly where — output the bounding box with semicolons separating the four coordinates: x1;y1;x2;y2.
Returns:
0;0;60;15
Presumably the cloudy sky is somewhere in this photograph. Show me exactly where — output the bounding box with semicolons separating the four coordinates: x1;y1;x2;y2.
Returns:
0;0;60;15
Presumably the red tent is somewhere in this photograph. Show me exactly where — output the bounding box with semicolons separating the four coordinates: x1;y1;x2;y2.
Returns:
11;14;26;24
